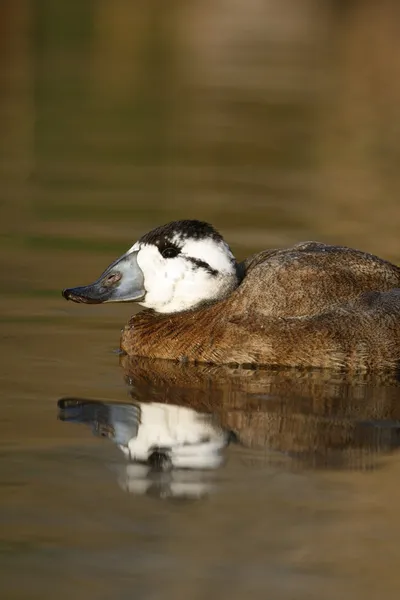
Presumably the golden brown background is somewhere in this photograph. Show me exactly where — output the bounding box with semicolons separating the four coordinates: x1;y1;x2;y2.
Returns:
2;1;400;599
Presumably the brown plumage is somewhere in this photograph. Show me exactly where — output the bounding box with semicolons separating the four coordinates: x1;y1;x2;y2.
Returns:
120;241;400;370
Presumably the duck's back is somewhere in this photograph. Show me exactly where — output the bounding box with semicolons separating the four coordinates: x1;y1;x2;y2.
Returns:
234;241;400;317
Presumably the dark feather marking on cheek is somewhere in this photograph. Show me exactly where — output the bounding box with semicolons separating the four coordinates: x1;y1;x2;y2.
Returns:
186;256;219;276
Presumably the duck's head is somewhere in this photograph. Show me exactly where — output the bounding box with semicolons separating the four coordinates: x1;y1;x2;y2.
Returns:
62;220;240;313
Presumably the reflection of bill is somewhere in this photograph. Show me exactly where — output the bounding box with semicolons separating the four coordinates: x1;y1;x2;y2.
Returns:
58;398;234;498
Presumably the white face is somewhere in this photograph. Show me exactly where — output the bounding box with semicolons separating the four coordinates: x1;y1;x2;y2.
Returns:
127;234;238;313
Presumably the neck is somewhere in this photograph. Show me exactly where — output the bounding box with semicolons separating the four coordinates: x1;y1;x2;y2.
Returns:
119;261;248;362
139;262;243;315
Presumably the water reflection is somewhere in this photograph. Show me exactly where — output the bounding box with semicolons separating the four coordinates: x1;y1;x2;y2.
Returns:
115;464;221;500
58;357;400;500
122;358;400;471
58;396;232;499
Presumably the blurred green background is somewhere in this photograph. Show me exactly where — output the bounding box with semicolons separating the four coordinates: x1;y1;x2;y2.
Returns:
2;0;400;313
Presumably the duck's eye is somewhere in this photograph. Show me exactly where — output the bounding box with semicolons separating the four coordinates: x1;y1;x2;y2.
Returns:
161;247;180;259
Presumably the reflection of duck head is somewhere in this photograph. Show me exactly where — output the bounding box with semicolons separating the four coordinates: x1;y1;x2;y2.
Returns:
58;397;231;471
58;395;233;499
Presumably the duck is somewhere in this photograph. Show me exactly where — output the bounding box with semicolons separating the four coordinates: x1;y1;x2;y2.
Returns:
62;219;400;370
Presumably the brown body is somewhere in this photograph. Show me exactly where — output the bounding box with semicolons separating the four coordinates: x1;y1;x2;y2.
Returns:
121;242;400;370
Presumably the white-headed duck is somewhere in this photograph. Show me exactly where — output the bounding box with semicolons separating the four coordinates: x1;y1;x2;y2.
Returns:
63;220;400;370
